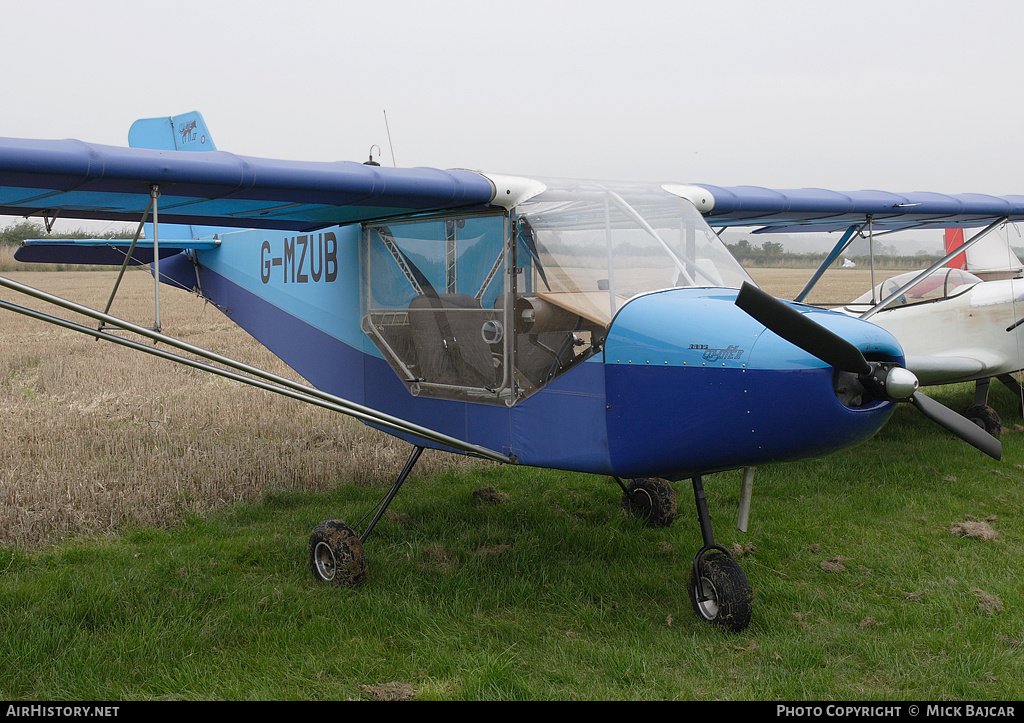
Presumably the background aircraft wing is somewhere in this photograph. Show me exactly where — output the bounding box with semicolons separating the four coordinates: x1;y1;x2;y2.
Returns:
678;185;1024;234
0;137;496;232
904;350;1009;385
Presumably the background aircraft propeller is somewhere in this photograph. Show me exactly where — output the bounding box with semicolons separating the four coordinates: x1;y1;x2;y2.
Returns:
735;282;1001;461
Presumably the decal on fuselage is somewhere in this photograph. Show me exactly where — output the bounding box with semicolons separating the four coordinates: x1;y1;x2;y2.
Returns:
698;344;744;362
260;232;338;284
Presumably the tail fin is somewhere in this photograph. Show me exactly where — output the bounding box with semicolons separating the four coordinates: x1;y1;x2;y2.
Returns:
14;112;222;267
944;228;967;270
945;227;1023;281
128;110;216;152
128;111;224;240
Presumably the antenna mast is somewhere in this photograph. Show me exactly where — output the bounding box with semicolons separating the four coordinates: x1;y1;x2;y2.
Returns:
383;110;397;167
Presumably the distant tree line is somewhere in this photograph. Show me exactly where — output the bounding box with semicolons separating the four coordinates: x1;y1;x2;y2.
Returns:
0;220;134;246
724;237;944;269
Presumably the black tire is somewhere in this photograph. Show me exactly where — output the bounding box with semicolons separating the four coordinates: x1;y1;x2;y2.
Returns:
962;404;1002;438
309;520;367;587
622;477;677;527
687;552;753;632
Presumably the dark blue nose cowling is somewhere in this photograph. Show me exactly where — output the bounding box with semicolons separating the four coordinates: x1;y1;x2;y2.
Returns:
602;287;904;480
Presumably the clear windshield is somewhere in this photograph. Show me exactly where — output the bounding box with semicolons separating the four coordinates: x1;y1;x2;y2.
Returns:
851;268;982;307
515;180;752;326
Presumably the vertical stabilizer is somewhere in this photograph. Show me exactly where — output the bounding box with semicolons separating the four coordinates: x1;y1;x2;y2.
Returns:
128;111;220;240
945;227;1023;281
128;111;216;152
944;229;967;270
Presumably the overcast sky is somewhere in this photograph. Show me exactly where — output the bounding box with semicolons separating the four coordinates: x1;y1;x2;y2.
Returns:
2;0;1023;205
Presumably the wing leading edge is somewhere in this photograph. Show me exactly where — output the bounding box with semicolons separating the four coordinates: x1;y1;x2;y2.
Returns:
679;184;1024;233
0;137;497;232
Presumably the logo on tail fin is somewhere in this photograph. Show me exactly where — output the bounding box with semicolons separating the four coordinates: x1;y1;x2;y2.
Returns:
178;119;200;145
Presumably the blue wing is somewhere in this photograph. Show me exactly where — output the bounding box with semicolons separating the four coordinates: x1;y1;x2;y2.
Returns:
0;136;496;233
681;184;1024;233
3;120;1024;237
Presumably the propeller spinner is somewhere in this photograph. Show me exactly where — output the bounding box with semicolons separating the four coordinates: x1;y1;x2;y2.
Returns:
735;282;1001;461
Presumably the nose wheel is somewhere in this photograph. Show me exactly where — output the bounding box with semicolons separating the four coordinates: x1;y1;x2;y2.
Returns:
687;475;753;632
688;549;752;631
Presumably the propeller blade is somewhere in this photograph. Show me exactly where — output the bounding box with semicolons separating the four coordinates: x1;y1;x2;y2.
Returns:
735;282;871;375
910;391;1002;461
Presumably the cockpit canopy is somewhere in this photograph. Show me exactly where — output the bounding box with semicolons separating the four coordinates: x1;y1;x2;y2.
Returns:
517;179;753;326
849;267;982;309
360;179;750;406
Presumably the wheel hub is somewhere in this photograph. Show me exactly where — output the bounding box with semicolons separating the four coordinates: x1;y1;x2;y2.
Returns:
630;488;653;516
693;574;720;620
313;541;337;582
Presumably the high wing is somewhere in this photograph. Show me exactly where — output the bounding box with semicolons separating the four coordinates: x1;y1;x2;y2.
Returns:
0;137;497;233
5;136;1024;236
674;184;1024;233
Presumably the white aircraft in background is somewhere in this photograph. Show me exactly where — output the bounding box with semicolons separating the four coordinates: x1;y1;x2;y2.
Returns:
835;226;1024;435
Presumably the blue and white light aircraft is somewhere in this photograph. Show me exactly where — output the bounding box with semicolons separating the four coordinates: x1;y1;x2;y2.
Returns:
0;112;1015;631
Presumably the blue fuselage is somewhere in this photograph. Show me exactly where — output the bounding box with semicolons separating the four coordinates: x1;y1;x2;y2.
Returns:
160;224;903;481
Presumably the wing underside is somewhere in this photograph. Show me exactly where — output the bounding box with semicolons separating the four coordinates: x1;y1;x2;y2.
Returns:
4;135;1024;236
0;137;497;232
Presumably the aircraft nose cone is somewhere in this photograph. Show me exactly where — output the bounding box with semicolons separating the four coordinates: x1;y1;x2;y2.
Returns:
884;366;919;400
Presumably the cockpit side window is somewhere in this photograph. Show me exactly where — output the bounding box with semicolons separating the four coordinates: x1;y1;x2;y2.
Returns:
361;210;599;405
851;268;983;308
362;213;513;405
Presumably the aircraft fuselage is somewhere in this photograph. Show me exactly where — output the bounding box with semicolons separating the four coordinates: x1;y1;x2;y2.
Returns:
160;216;904;481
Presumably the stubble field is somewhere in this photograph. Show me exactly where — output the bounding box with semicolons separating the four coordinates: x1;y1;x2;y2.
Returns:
0;268;481;549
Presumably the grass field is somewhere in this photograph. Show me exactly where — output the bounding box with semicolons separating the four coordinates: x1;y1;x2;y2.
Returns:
1;266;1021;701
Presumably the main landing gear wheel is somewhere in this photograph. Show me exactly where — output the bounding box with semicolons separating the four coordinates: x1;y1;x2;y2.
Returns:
687;551;753;633
309;520;367;587
621;477;677;528
308;446;424;589
962;404;1002;438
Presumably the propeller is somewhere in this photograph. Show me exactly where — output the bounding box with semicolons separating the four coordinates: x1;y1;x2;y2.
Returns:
735;282;1001;461
736;282;871;375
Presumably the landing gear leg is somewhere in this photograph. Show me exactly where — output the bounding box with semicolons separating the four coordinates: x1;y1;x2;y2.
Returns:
358;445;424;545
309;444;424;587
686;475;753;632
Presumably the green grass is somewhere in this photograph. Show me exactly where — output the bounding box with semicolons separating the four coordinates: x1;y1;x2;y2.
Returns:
1;383;1023;700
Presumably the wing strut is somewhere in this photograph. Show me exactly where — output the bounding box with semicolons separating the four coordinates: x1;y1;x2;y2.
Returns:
793;223;865;302
0;274;512;465
100;184;163;332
